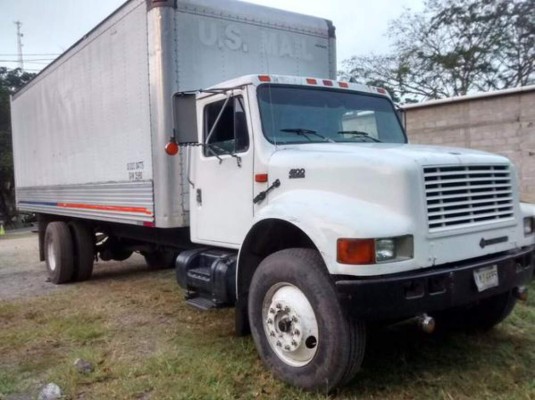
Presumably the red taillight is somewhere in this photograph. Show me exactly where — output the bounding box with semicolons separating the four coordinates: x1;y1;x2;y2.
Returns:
143;221;155;227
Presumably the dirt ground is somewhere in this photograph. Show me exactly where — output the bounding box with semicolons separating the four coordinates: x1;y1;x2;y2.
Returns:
0;232;146;301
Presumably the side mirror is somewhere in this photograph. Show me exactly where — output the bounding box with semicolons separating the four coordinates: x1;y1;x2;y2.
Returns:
172;92;198;144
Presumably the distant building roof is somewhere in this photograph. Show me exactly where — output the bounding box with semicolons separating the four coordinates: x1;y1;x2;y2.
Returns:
402;84;535;110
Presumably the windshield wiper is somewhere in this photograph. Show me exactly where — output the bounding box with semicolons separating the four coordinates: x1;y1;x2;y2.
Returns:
337;131;382;143
281;128;335;143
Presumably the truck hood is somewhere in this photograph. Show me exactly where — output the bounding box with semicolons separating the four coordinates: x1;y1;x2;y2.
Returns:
270;142;509;166
267;142;513;217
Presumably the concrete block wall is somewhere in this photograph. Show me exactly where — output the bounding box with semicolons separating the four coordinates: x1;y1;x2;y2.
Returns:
404;88;535;203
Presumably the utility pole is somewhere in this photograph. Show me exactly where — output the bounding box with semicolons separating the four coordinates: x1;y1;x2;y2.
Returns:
14;21;24;71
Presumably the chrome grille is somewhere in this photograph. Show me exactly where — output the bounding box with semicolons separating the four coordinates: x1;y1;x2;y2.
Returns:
424;165;514;231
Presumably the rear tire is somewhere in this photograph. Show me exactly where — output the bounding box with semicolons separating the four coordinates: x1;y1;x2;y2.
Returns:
248;248;366;392
69;222;95;282
433;290;517;333
143;250;177;270
44;222;74;284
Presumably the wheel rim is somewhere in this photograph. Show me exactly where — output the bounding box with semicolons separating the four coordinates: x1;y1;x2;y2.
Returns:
262;282;319;367
47;239;57;272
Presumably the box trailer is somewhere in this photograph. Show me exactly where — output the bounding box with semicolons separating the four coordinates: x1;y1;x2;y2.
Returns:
11;0;534;392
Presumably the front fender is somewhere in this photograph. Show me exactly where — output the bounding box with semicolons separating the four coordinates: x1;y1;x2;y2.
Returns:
254;190;414;275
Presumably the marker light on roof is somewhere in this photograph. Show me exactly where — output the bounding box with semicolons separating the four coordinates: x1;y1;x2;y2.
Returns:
338;82;349;88
323;80;333;86
306;78;317;85
377;88;387;94
258;75;271;82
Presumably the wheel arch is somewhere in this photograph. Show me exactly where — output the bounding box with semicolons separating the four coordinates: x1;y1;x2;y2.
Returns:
237;218;319;299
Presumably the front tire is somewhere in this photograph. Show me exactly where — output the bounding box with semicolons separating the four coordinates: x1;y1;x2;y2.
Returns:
44;222;74;284
248;248;366;391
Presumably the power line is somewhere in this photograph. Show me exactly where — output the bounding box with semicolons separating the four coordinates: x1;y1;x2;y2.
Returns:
0;53;60;56
0;59;56;62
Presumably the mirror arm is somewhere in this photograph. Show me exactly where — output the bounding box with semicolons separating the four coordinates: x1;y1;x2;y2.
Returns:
205;94;231;145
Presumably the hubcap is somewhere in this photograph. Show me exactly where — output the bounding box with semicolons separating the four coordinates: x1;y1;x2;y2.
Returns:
262;283;319;367
47;240;57;272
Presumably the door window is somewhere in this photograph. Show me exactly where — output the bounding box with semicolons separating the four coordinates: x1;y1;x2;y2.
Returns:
203;96;249;156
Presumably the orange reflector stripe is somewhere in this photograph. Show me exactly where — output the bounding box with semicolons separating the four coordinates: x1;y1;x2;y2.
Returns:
255;173;268;183
338;82;349;88
58;202;153;216
323;80;333;86
258;75;271;82
306;78;317;85
337;239;375;265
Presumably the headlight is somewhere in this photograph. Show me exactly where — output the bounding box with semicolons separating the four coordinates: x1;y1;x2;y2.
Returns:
375;238;396;262
524;217;534;236
337;236;413;265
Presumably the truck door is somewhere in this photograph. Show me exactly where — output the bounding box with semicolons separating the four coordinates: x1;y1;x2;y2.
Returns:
190;92;253;246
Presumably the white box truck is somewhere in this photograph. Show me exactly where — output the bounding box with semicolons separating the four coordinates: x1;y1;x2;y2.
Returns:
10;0;534;391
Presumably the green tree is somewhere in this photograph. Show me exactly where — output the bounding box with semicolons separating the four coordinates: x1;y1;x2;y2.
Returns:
0;67;36;225
341;0;534;102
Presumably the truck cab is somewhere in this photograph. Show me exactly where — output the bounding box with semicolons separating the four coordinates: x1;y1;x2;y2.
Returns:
173;73;534;390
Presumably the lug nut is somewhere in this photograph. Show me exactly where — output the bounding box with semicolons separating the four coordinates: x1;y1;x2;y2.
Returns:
276;341;281;347
284;306;290;312
291;340;297;346
267;318;273;324
284;345;290;350
270;331;275;337
294;329;300;336
291;316;298;322
269;308;275;314
276;303;282;309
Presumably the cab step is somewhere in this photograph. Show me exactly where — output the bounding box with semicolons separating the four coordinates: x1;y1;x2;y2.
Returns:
186;296;218;310
176;248;237;309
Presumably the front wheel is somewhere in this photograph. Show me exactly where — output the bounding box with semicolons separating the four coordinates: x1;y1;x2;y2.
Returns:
248;248;366;392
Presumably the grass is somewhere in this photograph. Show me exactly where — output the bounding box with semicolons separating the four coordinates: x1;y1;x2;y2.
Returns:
0;266;534;400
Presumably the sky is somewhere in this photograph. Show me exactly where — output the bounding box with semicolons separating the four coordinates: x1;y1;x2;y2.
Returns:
0;0;424;73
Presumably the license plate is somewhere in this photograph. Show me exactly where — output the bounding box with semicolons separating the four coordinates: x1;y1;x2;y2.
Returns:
473;264;499;292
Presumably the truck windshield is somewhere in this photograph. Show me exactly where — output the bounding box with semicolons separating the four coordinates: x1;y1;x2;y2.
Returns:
257;85;406;144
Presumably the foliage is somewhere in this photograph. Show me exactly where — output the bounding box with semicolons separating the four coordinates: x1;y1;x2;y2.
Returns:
341;0;535;102
0;67;35;224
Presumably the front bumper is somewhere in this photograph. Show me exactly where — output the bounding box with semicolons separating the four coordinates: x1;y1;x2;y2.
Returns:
335;246;534;321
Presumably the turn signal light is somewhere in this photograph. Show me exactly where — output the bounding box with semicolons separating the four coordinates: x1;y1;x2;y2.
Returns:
337;239;375;265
